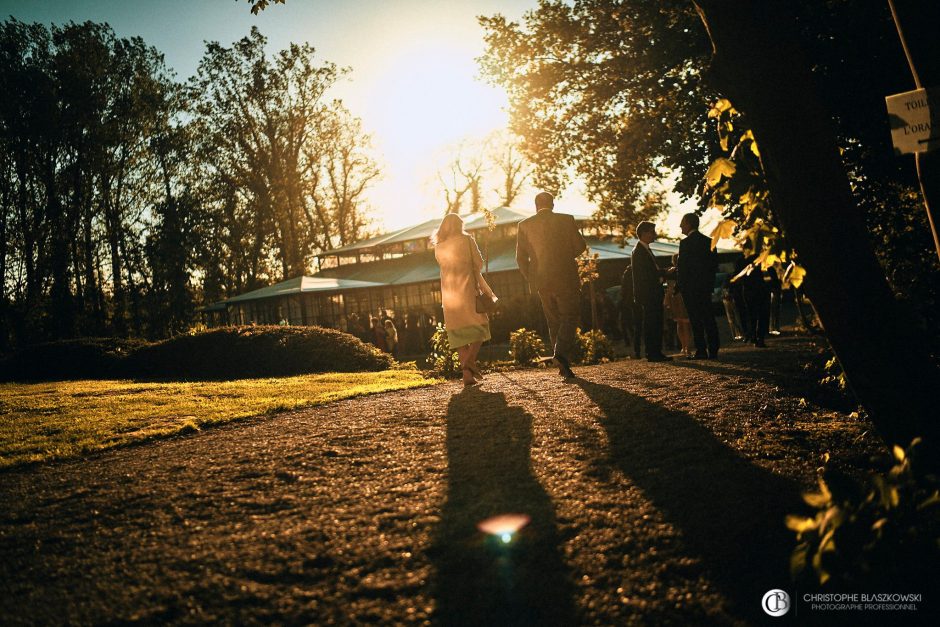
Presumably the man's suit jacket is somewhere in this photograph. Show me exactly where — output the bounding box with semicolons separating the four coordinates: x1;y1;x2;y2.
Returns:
631;241;664;306
677;230;718;296
516;210;587;293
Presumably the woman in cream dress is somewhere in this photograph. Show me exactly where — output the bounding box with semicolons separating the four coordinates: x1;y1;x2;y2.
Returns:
432;213;496;386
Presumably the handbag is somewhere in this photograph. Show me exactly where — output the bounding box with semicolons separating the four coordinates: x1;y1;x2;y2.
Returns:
469;236;499;314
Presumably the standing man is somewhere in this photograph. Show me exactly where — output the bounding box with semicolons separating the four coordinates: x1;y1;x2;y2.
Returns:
516;192;587;379
632;221;671;362
676;212;721;359
619;262;642;358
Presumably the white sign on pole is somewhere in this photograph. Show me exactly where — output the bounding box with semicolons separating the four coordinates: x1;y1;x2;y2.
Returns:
885;87;939;155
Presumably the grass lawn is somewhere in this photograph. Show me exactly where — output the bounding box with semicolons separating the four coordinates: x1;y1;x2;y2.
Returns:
0;370;439;469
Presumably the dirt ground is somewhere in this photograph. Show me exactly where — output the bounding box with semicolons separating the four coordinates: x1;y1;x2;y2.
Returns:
0;335;892;625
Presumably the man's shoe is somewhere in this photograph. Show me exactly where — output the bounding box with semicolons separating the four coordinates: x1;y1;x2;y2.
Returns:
707;350;719;359
552;355;576;379
647;354;673;362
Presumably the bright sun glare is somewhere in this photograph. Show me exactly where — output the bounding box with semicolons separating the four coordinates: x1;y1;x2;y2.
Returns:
358;36;509;228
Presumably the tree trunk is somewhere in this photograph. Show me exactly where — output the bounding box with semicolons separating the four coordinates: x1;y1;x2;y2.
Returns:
82;202;100;328
46;162;73;339
0;173;8;351
16;164;39;320
104;193;126;336
693;0;940;453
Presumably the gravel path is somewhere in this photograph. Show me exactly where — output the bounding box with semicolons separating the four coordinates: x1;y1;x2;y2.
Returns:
0;337;882;625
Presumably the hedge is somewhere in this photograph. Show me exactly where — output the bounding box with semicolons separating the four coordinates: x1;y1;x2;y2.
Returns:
0;337;147;381
0;326;393;382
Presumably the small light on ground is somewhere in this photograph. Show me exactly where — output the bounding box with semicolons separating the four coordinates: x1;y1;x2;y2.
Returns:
476;513;531;540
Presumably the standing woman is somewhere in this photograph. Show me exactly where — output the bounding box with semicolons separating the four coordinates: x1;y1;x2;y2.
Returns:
384;318;399;356
666;254;693;357
432;213;495;386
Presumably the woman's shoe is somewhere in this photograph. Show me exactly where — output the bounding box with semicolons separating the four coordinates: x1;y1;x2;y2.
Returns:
462;368;478;386
467;363;484;380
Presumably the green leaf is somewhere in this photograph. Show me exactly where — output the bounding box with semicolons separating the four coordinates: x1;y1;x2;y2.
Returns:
892;444;905;462
790;543;809;577
709;98;734;118
709;219;736;250
917;490;940;511
704;158;736;189
786;514;817;534
803;491;829;507
803;479;832;508
741;129;761;159
782;262;807;289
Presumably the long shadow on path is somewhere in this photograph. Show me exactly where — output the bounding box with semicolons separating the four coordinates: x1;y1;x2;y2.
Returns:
430;387;576;626
575;377;804;624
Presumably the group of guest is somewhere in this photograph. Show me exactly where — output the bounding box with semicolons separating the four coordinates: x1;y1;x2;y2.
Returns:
346;310;439;357
724;242;780;347
621;214;721;362
620;213;726;361
620;213;782;359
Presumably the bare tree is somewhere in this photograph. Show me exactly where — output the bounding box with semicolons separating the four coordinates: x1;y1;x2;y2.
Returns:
488;131;532;207
317;106;381;248
438;140;487;214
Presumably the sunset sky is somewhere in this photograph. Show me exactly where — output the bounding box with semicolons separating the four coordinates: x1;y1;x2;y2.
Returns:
2;0;700;235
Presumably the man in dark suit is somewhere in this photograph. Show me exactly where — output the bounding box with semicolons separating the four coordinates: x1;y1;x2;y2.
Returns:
632;221;671;362
676;213;721;359
516;192;587;378
620;263;642;358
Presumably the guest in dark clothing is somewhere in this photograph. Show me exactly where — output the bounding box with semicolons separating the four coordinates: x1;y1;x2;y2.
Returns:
730;255;750;340
768;266;783;335
632;221;671;361
417;311;433;351
676;213;720;359
620;264;642;358
580;289;594;331
721;276;747;340
738;252;771;347
599;290;618;339
400;313;415;354
348;313;367;343
371;316;389;352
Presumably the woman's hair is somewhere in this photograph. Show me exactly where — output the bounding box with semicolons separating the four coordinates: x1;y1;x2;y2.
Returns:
431;212;466;246
383;319;394;329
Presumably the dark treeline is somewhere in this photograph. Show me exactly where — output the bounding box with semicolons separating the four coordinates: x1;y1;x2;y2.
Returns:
0;21;378;348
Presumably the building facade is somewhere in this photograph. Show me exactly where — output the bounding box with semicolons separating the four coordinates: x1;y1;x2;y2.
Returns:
201;207;726;347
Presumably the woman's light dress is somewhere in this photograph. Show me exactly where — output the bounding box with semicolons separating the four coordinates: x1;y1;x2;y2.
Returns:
434;233;492;348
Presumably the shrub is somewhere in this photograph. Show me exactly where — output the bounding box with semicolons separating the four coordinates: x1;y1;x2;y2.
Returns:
428;324;461;378
0;337;148;382
820;354;847;391
128;326;393;380
576;329;614;365
509;328;546;365
787;439;939;588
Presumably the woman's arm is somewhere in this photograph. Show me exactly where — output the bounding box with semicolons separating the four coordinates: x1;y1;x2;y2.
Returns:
476;270;496;299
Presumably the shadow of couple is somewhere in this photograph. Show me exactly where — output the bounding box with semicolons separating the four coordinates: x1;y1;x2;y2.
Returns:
430;378;803;625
